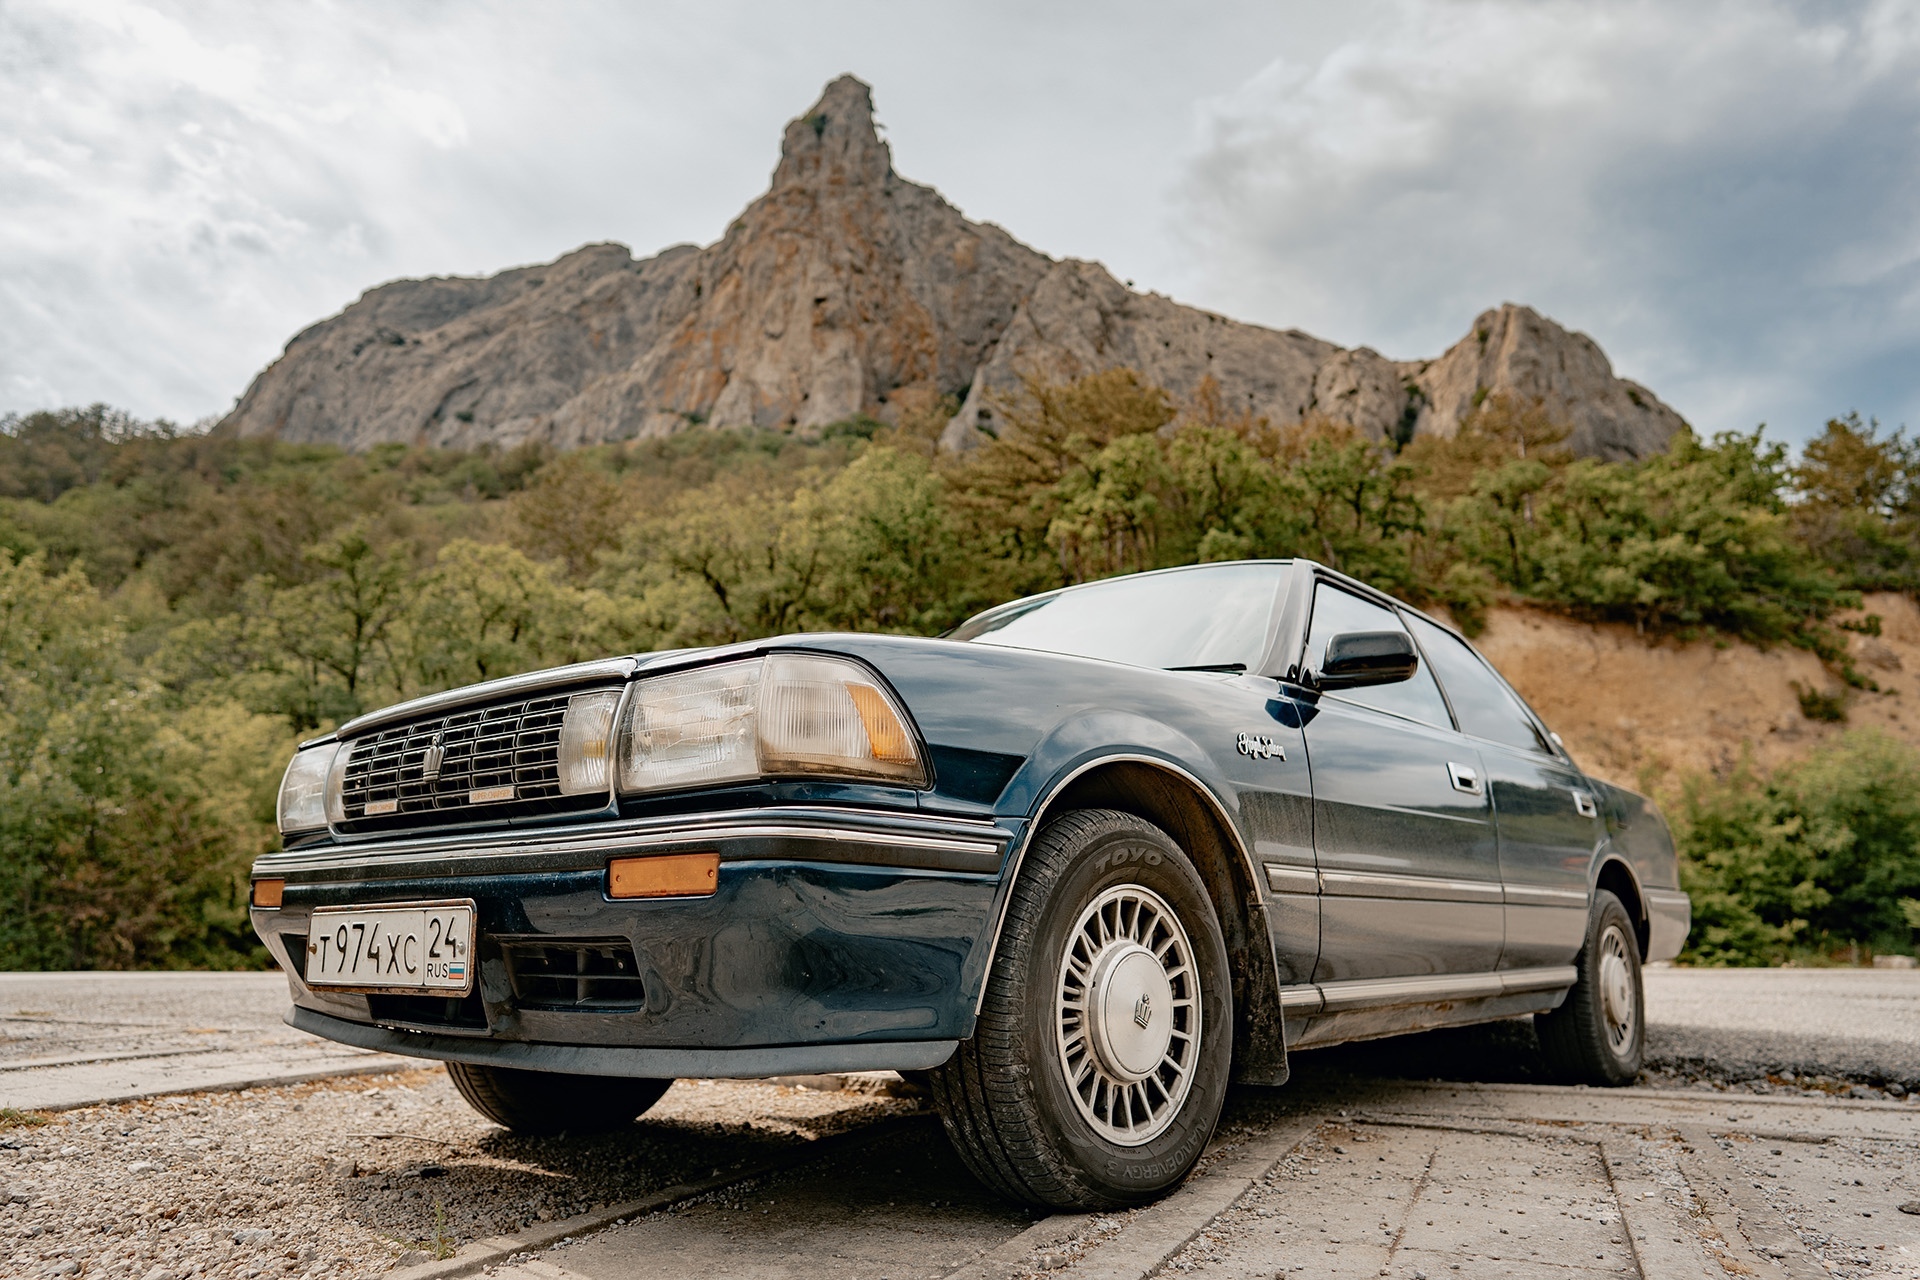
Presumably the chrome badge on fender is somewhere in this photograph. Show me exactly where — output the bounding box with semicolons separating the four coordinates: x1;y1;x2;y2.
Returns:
1236;732;1284;761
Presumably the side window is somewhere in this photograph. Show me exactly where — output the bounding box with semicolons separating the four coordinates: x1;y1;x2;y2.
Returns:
1305;585;1452;730
1406;615;1551;754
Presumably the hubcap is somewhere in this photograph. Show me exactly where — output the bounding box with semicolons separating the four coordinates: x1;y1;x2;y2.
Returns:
1055;883;1200;1146
1597;924;1637;1056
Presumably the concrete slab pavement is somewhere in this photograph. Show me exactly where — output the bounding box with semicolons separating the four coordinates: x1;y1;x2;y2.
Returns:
0;971;406;1110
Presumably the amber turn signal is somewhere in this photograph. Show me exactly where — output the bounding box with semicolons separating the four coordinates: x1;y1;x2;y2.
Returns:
607;853;720;899
252;879;285;909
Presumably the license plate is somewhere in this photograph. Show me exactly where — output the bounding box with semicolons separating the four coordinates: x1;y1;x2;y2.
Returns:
305;900;475;994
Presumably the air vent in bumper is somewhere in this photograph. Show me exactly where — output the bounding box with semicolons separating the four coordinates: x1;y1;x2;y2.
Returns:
368;991;489;1033
501;939;647;1011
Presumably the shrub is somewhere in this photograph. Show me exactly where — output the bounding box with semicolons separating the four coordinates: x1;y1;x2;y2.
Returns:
1674;731;1920;964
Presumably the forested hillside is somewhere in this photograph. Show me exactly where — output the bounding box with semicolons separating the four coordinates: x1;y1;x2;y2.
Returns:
3;375;1917;968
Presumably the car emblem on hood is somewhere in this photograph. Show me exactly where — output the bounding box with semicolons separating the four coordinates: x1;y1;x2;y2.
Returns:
421;731;446;782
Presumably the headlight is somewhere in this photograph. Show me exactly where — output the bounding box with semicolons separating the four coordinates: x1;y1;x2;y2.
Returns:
620;654;926;794
277;743;341;834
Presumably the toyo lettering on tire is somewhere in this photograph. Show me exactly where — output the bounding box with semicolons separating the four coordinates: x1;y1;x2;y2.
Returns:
928;808;1232;1210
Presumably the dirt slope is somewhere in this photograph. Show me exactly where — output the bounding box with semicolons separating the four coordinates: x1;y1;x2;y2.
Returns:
1476;593;1920;790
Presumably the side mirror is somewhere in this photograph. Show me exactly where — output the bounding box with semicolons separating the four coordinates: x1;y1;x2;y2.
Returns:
1316;630;1419;690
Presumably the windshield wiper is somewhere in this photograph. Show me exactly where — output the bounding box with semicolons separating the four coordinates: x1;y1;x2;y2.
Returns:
1163;663;1246;673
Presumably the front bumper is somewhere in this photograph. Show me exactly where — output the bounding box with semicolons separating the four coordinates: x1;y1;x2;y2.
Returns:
250;805;1019;1076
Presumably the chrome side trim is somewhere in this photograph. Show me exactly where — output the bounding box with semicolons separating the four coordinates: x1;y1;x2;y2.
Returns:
1498;966;1579;994
1503;884;1590;907
335;658;640;739
1263;864;1319;894
1277;965;1576;1017
1318;869;1503;904
972;753;1265;1017
1257;841;1315;865
1317;971;1504;1011
1644;887;1690;907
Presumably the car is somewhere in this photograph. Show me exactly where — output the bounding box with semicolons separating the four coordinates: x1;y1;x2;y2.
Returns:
249;558;1689;1210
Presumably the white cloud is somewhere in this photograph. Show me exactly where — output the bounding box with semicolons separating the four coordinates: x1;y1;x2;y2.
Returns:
1179;0;1920;436
2;0;1909;443
0;0;1378;424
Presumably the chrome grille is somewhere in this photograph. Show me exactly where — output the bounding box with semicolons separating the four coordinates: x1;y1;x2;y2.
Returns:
336;691;608;831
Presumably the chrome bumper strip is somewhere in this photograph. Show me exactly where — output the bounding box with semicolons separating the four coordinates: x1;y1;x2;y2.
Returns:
1277;965;1577;1016
254;807;1012;878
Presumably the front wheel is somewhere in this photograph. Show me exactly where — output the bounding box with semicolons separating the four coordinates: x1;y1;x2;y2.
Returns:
446;1062;672;1135
929;809;1233;1210
1535;889;1645;1085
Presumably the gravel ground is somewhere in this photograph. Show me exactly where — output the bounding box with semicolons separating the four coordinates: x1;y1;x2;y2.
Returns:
5;967;1916;1279
0;1067;917;1280
1719;1132;1920;1277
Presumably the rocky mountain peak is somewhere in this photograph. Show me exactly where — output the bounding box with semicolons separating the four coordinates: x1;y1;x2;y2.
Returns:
771;74;892;191
218;77;1685;461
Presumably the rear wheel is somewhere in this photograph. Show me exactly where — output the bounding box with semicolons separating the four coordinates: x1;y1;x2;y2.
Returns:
929;809;1232;1210
1535;889;1645;1086
446;1062;671;1135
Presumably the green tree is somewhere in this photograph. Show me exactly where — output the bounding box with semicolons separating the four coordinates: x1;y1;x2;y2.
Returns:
1675;731;1920;963
1791;413;1920;594
512;452;632;581
0;555;273;968
260;523;411;729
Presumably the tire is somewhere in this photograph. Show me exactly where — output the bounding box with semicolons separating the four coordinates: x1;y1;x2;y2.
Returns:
929;809;1233;1210
1535;889;1645;1086
445;1062;671;1136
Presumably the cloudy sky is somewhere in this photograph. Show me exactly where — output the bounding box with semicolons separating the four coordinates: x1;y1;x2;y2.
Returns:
3;0;1915;443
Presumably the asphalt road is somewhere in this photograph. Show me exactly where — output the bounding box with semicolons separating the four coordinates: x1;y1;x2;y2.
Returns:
1644;966;1920;1087
2;967;1917;1280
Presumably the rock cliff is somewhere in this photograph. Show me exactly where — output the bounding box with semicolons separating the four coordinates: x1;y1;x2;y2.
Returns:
220;76;1685;461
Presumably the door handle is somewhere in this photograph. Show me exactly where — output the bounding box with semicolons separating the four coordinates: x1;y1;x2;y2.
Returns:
1447;762;1482;795
1572;789;1598;818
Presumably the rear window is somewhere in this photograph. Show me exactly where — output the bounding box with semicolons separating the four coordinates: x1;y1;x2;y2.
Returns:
950;562;1289;672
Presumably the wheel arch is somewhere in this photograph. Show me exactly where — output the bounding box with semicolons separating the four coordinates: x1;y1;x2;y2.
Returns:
1593;854;1649;960
990;754;1289;1085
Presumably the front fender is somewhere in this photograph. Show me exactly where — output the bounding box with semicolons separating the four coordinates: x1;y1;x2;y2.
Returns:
1000;710;1235;824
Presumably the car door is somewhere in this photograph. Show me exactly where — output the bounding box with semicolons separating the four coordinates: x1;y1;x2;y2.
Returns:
1298;582;1504;983
1404;614;1598;971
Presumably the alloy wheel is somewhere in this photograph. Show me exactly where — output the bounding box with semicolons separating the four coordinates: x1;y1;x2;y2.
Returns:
1053;883;1201;1146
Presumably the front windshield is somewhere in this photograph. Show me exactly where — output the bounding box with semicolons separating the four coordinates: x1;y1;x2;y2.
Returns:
950;562;1289;671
